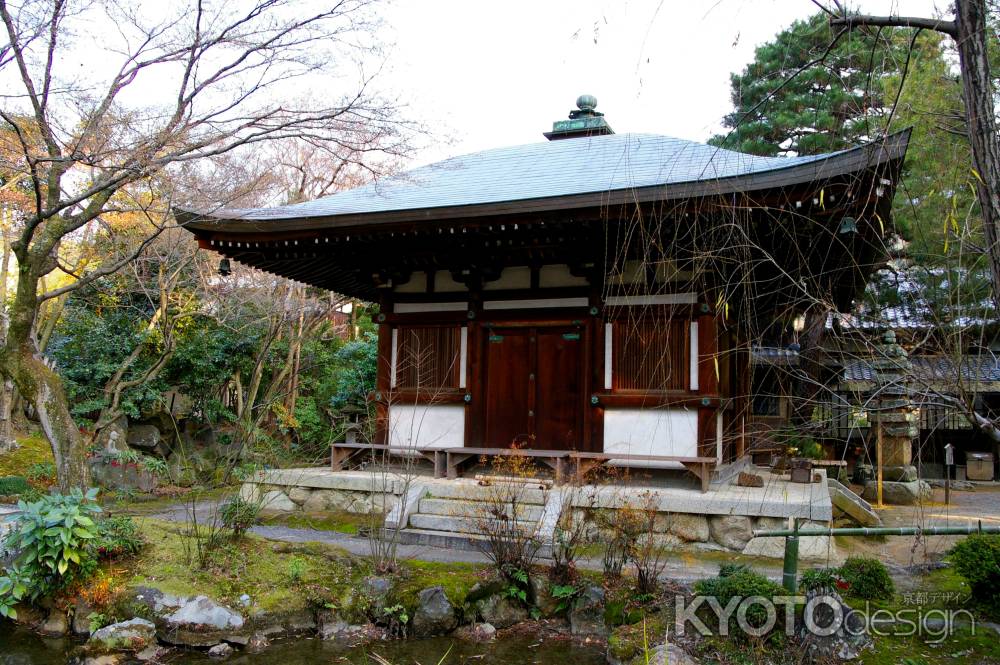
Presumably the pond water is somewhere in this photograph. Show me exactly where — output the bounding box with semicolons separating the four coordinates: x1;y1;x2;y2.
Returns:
0;624;609;664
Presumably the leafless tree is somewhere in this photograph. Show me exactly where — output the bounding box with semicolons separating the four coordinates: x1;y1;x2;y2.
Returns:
0;0;410;488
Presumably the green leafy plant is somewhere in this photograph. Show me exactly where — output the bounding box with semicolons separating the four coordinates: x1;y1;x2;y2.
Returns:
381;603;409;638
951;534;1000;617
220;496;261;538
549;583;580;613
92;515;145;559
0;566;27;619
1;489;102;606
800;567;840;593
139;456;168;477
837;556;894;601
502;566;530;603
87;611;109;634
0;475;31;496
287;557;307;583
109;449;141;466
694;566;786;642
25;462;56;484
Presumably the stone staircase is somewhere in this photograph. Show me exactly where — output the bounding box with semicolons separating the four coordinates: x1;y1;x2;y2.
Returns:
392;482;556;553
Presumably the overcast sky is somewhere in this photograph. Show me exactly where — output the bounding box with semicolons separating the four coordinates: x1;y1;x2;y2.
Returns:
378;0;946;166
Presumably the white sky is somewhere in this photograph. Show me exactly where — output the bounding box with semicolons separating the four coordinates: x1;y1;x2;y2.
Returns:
378;0;946;167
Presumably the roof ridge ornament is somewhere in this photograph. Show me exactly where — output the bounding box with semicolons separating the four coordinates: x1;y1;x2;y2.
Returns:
544;94;614;140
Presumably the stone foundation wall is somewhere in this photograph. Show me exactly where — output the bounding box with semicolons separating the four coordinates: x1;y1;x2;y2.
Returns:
240;482;399;515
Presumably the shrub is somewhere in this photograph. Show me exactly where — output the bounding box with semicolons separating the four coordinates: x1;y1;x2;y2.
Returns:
0;488;102;612
220;496;260;538
951;534;1000;615
25;462;56;485
0;475;31;496
837;556;894;601
800;567;840;593
92;515;145;559
694;567;786;641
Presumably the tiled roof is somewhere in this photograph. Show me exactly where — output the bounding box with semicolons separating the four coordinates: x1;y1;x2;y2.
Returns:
841;355;1000;384
199;133;856;222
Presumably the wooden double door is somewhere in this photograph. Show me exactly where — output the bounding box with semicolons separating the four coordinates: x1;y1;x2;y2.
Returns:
481;325;586;450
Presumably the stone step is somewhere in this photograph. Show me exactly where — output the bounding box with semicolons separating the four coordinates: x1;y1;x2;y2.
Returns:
417;497;545;521
408;512;539;535
423;482;548;505
393;527;553;558
828;478;882;527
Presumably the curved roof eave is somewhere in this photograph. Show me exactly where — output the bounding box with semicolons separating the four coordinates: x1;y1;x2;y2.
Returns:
177;129;910;235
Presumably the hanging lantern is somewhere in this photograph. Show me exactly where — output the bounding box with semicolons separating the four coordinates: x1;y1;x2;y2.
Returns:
838;217;858;235
218;257;232;276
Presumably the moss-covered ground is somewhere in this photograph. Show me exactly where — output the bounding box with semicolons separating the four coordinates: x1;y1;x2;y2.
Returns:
115;519;486;620
0;433;54;479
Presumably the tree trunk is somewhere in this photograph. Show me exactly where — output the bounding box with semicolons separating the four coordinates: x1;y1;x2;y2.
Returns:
954;0;1000;309
0;216;16;453
0;265;90;490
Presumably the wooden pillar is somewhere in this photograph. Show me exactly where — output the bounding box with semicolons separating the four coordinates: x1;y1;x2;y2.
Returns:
374;321;392;446
697;308;720;460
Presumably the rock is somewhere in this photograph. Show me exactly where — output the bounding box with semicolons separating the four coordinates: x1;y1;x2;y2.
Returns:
319;619;387;645
207;643;233;659
73;655;128;665
127;424;162;453
72;600;96;636
861;480;932;505
828;479;882;527
88;618;157;653
453;622;496;641
630;643;700;665
568;585;607;637
926;478;975;491
259;490;296;512
412;586;458;637
669;514;709;542
134;645;170;662
475;594;528;629
246;632;270;653
159;595;247;647
39;609;69;636
529;576;562;617
742;533;842;561
708;515;754;550
800;590;872;660
882;465;918;482
287;487;312;506
363;576;393;604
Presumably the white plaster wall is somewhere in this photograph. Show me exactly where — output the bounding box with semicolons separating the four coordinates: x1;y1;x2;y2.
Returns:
394;272;427;293
603;408;699;468
434;270;467;292
388;404;465;450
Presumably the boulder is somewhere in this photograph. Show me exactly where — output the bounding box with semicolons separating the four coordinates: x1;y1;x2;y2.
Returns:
630;643;700;665
127;424;162;454
861;480;932;505
287;487;312;506
39;609;69;636
568;585;607;637
828;479;882;527
134;645;170;662
411;586;458;637
88;618;156;653
882;465;918;483
72;600;96;636
159;595;247;647
259;490;296;513
207;643;234;659
800;590;872;661
363;576;393;605
708;515;753;550
475;594;528;629
453;622;496;641
246;633;270;653
669;514;709;542
529;576;562;617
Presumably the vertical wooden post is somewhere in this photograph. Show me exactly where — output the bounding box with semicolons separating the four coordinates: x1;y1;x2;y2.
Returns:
876;425;884;508
374;321;392;446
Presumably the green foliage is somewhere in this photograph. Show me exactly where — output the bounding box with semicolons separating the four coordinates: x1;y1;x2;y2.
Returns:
800;567;840;593
951;535;1000;616
0;475;31;496
549;583;579;613
502;567;530;603
92;515;145;559
837;556;895;601
25;462;55;484
139;456;168;477
694;566;786;641
330;332;377;412
286;556;307;583
1;489;102;608
220;496;260;538
710;13;941;157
